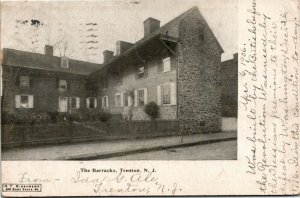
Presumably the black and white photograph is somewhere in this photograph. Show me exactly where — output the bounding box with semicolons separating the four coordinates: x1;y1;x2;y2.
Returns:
1;0;238;161
1;0;300;196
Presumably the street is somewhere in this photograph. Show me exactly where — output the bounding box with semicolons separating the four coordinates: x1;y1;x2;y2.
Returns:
108;140;237;160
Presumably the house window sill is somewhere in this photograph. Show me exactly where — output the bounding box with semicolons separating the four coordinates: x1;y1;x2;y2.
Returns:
161;104;176;107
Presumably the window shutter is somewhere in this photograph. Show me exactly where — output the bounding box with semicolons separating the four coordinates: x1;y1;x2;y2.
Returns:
157;85;162;105
76;97;80;108
144;88;148;105
102;97;104;108
170;82;177;105
29;95;34;108
86;98;90;108
94;98;98;108
15;95;21;108
134;89;138;107
120;92;124;107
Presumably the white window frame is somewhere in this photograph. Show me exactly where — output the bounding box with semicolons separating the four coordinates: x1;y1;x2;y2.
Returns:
135;88;147;107
20;76;29;87
61;56;69;68
157;82;176;106
115;93;121;107
59;96;68;112
161;83;171;105
15;94;34;109
70;97;80;109
87;97;97;109
162;57;171;73
137;65;145;79
59;79;67;90
124;92;131;107
102;96;109;109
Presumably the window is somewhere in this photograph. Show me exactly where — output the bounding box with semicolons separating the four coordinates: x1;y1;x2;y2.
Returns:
88;82;97;92
162;57;171;72
70;97;80;109
137;65;145;79
134;88;147;107
101;78;108;89
59;80;67;90
162;84;171;105
102;96;108;109
20;76;29;87
138;89;144;106
15;95;34;108
115;70;122;84
157;83;176;106
115;93;121;107
21;95;29;108
87;97;97;109
61;56;69;68
124;92;130;107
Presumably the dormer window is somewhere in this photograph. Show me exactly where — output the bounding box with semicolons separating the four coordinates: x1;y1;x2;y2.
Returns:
137;65;145;79
61;56;69;68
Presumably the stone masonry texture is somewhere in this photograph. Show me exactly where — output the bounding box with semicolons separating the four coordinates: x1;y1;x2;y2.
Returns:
177;10;222;133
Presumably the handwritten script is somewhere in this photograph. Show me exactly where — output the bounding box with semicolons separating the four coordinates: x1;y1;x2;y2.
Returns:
17;168;182;195
241;0;300;194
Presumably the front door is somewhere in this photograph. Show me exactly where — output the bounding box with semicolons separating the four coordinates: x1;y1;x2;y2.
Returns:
59;97;68;112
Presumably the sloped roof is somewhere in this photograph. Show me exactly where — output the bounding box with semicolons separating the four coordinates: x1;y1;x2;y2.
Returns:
91;6;224;76
2;48;102;75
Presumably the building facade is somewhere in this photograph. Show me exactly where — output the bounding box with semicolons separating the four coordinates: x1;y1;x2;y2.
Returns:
1;6;224;133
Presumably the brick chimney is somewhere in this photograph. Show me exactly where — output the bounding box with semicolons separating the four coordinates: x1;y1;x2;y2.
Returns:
44;45;53;56
116;41;134;56
103;50;114;63
143;17;160;37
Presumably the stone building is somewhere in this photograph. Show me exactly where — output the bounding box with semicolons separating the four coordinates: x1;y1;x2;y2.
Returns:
1;6;224;133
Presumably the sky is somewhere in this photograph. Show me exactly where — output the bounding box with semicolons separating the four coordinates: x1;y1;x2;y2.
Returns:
1;0;238;63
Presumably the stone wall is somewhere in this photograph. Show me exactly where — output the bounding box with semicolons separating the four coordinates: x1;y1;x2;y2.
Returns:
177;10;222;133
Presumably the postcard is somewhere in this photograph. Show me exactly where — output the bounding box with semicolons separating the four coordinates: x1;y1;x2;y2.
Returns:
1;0;299;196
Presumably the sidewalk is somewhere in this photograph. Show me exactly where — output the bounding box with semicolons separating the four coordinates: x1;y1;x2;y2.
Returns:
2;131;237;160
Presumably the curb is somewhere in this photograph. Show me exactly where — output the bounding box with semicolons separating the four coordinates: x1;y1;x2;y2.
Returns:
54;136;237;160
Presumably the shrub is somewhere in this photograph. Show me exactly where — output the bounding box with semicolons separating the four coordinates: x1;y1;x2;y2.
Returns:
47;111;59;123
97;111;112;122
144;101;159;119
